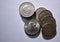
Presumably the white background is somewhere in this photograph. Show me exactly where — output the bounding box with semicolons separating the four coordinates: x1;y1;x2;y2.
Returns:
0;0;60;42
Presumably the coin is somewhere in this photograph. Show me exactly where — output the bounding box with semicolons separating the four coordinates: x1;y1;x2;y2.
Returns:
19;2;35;17
24;19;40;35
36;7;46;21
38;10;53;21
42;22;56;39
42;16;56;26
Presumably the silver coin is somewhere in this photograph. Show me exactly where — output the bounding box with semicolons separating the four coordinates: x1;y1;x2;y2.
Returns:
19;2;35;17
24;20;40;35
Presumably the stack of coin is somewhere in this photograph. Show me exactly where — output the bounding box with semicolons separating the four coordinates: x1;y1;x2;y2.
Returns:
19;2;40;36
36;7;56;39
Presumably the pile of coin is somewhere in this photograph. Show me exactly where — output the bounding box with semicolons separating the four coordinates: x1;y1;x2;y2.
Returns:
36;7;56;39
19;2;40;35
19;2;56;39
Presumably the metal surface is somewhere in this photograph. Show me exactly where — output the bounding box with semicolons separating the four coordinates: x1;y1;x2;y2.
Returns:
19;2;35;17
24;19;40;35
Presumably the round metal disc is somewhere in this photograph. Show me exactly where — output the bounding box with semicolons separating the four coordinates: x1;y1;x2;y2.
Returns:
42;23;56;39
36;7;46;21
24;20;40;35
38;10;53;21
19;2;35;17
42;16;56;25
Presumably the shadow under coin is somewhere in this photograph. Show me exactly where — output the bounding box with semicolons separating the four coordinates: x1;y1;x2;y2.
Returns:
20;12;36;24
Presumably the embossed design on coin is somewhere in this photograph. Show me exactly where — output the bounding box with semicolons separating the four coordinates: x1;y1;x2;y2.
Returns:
24;20;40;35
19;2;35;17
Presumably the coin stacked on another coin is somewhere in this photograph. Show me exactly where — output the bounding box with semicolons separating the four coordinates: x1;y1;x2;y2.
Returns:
19;2;57;39
36;7;56;39
19;2;40;36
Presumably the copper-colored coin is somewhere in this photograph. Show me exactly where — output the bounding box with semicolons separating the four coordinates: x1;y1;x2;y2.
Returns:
38;10;53;21
36;7;56;39
42;16;56;26
36;7;46;21
42;23;56;39
41;16;56;39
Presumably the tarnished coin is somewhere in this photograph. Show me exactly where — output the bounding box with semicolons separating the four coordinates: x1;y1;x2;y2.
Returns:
42;22;56;39
41;16;56;39
38;10;53;21
36;7;46;21
24;19;40;35
35;7;56;39
42;16;56;25
19;2;35;17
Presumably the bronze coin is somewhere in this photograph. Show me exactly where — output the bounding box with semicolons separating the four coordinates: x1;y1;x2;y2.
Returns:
38;10;53;21
35;7;56;39
42;23;56;39
36;7;46;22
41;16;56;26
